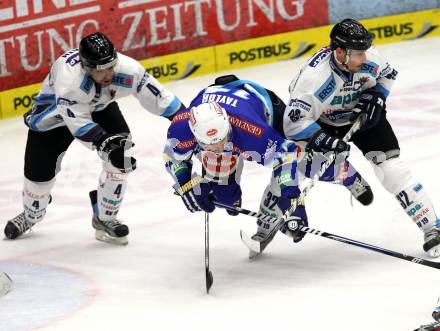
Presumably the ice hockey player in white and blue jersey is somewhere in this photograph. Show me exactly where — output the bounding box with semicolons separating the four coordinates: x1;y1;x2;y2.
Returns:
282;18;440;257
3;32;183;245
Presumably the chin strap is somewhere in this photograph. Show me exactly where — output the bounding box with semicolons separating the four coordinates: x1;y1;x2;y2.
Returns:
333;49;351;68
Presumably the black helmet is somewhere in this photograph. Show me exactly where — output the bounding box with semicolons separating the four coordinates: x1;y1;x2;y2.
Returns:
330;18;373;51
79;32;117;70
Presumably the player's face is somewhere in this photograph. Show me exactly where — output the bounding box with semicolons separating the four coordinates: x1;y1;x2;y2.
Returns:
200;136;229;153
344;49;367;72
90;67;115;87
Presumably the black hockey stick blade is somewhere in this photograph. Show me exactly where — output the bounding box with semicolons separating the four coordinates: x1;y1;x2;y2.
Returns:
204;212;214;293
205;269;213;293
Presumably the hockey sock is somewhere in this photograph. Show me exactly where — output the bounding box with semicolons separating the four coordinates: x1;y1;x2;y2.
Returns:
375;157;439;232
96;168;128;221
23;177;55;223
395;183;439;232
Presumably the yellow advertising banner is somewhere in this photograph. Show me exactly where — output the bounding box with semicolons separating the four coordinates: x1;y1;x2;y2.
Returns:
139;46;216;84
214;25;331;71
0;83;41;119
362;8;440;45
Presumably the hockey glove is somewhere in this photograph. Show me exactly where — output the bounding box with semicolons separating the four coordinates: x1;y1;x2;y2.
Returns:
277;197;308;243
94;133;137;173
226;198;242;216
176;181;215;213
350;89;385;131
307;129;350;155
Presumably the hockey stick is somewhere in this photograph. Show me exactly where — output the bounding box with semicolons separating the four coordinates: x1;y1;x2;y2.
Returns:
205;212;214;293
173;177;213;293
214;201;440;270
240;113;367;256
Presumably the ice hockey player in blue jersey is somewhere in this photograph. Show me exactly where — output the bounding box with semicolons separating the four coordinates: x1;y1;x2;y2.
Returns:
283;18;440;257
3;32;184;245
164;76;367;244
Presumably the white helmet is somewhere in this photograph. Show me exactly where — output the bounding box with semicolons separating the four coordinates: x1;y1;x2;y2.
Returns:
189;102;231;145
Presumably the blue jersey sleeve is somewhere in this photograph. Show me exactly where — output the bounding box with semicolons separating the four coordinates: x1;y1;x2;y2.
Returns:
163;110;196;186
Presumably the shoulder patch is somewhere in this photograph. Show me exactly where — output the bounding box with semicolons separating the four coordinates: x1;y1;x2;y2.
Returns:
57;97;78;106
136;70;150;93
308;47;332;67
314;75;336;102
112;73;134;88
80;75;94;94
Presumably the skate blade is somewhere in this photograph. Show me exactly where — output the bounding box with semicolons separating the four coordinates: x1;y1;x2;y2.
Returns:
95;230;128;245
3;229;33;240
0;272;13;296
240;229;262;259
248;249;261;259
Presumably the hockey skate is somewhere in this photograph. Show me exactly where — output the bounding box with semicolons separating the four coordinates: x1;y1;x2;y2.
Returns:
244;216;283;259
89;190;129;245
250;231;275;258
4;212;35;239
346;173;373;206
423;226;440;258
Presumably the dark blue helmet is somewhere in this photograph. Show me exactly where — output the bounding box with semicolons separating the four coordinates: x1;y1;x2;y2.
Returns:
79;32;117;70
330;19;373;51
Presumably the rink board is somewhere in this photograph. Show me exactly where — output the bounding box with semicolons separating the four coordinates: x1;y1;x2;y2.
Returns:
1;8;439;120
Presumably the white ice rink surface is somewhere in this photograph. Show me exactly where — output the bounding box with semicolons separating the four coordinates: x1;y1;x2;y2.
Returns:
1;37;440;331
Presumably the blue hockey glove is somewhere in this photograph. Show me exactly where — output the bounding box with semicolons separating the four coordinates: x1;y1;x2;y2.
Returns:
277;197;308;243
176;181;215;213
350;89;385;131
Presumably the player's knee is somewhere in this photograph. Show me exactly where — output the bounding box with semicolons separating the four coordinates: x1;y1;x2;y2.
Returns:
102;161;131;176
372;155;414;194
24;177;56;195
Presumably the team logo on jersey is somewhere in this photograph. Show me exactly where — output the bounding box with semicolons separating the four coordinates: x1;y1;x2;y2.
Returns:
314;75;336;102
110;90;116;99
112;73;134;88
359;61;379;77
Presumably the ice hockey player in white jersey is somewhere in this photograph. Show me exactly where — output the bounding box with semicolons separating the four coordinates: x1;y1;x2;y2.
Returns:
3;32;183;245
282;18;440;257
